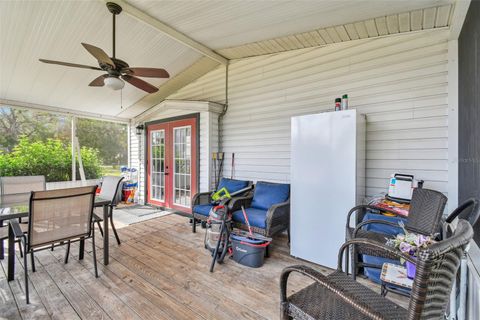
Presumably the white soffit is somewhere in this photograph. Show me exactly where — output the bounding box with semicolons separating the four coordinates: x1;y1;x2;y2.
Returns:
217;4;455;59
0;1;202;118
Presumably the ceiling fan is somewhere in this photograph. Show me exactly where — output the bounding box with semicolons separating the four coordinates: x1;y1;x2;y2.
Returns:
39;2;169;93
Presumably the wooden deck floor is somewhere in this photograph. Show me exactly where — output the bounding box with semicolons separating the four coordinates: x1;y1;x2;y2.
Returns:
0;214;407;320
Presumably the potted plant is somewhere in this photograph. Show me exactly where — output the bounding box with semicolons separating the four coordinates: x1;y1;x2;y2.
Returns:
386;222;436;279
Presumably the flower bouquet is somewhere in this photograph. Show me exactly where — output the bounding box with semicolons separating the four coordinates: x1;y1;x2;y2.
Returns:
386;222;435;279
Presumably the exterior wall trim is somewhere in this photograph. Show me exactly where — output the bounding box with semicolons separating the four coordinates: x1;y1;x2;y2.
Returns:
134;100;224;124
143;113;200;208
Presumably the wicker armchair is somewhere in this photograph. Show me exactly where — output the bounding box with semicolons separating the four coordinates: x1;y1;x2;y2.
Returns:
345;188;447;279
443;198;479;319
281;220;473;320
191;178;253;233
229;181;290;238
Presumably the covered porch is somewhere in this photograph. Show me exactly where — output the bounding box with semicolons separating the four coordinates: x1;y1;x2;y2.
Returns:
0;214;408;319
1;0;480;319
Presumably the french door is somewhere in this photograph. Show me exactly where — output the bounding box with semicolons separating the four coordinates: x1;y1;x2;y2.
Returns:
146;117;197;213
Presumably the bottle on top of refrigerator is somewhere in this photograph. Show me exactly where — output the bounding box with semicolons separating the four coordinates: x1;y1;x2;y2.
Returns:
341;94;349;110
335;98;341;111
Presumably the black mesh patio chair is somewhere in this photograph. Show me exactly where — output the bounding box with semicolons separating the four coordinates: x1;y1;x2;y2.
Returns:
345;188;447;279
229;181;290;239
0;176;46;195
94;176;124;245
191;178;253;233
9;186;99;304
280;219;473;320
0;176;46;259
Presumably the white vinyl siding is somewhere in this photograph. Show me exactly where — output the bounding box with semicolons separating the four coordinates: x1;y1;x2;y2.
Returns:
167;29;450;198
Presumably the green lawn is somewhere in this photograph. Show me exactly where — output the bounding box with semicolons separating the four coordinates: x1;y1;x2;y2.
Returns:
101;165;122;176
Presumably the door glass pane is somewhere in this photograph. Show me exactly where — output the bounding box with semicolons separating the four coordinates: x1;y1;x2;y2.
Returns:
150;130;165;202
173;126;192;207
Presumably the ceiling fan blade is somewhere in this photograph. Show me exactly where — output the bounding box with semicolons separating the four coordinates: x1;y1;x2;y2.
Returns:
123;67;170;78
122;75;158;93
89;74;109;87
81;43;115;67
39;59;102;71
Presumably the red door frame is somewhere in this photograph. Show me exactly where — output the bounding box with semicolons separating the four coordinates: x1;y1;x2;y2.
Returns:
146;116;198;214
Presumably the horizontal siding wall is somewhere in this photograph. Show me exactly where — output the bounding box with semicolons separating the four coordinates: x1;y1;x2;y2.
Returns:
168;29;450;198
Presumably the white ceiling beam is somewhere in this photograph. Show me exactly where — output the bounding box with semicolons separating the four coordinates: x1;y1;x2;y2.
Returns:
118;56;221;118
449;0;471;40
105;0;228;65
0;99;129;123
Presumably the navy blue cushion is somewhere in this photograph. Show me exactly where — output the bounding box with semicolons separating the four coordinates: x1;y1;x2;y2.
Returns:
217;178;249;194
193;204;214;217
361;212;406;236
232;207;268;229
251;182;290;211
362;255;402;284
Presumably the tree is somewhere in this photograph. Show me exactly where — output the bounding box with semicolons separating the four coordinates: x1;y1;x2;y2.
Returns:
0;107;70;152
0;106;128;166
76;118;128;165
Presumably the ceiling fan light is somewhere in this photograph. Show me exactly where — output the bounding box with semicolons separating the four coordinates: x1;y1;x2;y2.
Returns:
104;76;124;90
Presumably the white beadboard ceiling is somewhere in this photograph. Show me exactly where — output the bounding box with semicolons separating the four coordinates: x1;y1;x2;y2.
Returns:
0;1;202;118
0;0;455;119
128;0;453;49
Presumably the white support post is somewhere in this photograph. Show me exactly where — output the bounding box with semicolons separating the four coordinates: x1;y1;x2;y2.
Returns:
75;137;86;183
447;40;459;212
71;117;76;182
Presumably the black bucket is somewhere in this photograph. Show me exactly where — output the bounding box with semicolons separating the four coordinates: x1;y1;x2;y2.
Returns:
231;234;269;268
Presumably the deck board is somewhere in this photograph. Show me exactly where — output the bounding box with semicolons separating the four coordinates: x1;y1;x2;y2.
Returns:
0;213;407;319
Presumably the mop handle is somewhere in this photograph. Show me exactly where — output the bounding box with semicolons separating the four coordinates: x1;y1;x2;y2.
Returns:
241;205;253;235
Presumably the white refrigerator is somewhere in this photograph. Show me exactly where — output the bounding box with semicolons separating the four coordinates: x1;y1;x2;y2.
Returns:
290;109;366;269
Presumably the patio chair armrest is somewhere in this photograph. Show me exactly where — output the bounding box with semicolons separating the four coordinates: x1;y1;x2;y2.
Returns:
352;219;402;238
280;265;384;319
337;238;415;271
228;196;253;212
346;205;399;230
266;200;290;233
192;192;212;206
9;220;25;239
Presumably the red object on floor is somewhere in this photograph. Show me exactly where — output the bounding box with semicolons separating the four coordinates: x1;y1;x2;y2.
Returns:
123;189;132;202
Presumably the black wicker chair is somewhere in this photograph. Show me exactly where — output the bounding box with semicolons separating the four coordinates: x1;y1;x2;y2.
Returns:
229;181;290;238
191;178;253;233
280;219;473;320
345;188;447;279
443;198;479;319
444;198;480;231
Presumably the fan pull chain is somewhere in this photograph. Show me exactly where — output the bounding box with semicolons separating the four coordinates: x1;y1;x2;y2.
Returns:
120;88;123;109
